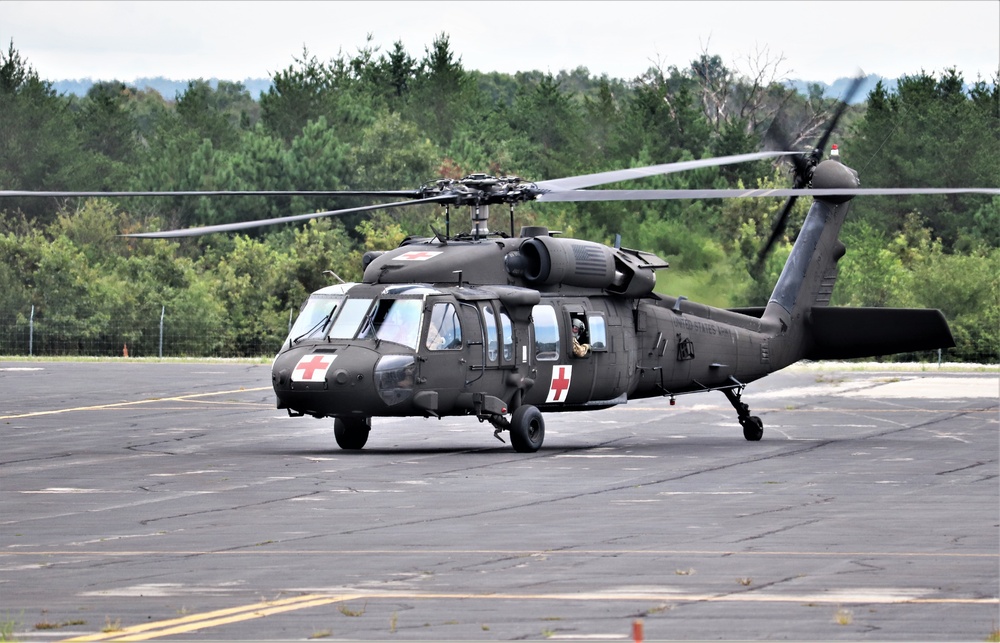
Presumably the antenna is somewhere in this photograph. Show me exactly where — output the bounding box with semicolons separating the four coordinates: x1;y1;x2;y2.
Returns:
322;270;346;284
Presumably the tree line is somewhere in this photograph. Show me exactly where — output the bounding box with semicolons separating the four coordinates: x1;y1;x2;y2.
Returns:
1;37;997;360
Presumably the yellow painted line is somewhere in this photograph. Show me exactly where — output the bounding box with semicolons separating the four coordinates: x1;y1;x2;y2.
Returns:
64;590;1000;642
59;588;998;641
60;594;359;642
0;387;272;420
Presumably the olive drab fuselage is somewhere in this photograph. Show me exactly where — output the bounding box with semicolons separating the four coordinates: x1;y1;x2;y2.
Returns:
270;159;955;451
271;225;779;421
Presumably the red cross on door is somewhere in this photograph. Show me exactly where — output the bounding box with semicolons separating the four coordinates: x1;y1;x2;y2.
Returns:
292;354;336;382
546;365;573;403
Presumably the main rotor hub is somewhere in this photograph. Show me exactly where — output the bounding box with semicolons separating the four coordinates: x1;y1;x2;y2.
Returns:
418;174;542;206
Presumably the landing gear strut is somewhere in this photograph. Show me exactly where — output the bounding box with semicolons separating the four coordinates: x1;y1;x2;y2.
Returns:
722;385;763;441
485;404;545;453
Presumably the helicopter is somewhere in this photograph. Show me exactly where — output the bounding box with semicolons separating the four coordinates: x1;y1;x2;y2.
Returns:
4;83;996;453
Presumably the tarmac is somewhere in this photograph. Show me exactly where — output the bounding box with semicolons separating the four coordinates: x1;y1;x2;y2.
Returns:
1;360;997;641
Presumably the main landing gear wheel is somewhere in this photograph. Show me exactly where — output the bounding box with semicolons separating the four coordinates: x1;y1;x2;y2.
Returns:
334;417;371;450
722;384;763;442
741;416;764;442
509;405;545;453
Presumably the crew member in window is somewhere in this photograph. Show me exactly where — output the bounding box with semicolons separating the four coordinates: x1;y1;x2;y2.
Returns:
571;318;591;357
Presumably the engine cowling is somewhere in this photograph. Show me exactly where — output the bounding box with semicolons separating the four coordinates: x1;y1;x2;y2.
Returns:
515;235;659;296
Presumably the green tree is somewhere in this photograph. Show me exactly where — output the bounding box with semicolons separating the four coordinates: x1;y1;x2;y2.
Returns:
508;74;591;180
206;235;291;356
175;79;252;150
76;81;140;182
847;69;1000;247
406;34;477;147
0;41;90;221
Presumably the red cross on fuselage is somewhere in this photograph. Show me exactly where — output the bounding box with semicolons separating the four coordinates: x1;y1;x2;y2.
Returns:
549;366;571;402
293;354;334;381
398;251;439;260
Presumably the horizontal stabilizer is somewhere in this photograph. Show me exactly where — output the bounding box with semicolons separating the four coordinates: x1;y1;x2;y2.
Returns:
728;307;766;318
805;307;955;360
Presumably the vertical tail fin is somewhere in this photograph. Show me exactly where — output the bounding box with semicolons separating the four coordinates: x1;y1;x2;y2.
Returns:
761;159;859;368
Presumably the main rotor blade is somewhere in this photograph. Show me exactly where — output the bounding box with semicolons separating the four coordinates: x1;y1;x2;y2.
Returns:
534;151;801;192
123;195;453;238
0;189;423;199
535;187;1000;202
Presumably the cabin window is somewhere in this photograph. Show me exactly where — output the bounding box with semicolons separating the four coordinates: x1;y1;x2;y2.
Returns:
500;308;514;362
482;303;499;363
531;304;560;361
587;314;608;351
426;302;462;350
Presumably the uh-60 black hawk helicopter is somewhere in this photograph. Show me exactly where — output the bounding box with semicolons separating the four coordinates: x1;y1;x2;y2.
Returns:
6;84;996;453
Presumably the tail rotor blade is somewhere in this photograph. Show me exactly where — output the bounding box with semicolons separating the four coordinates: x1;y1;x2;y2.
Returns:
753;73;866;272
812;73;866;162
754;195;797;274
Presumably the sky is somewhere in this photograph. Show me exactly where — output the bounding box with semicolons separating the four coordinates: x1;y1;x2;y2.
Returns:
2;1;998;85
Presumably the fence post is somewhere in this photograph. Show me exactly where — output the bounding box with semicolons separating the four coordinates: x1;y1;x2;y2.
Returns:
159;305;165;358
29;305;34;356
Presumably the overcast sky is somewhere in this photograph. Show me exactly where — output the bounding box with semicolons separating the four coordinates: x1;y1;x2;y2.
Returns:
3;1;998;85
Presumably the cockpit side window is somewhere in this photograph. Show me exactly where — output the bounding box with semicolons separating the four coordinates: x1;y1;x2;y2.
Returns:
531;304;559;361
426;302;462;350
362;298;422;349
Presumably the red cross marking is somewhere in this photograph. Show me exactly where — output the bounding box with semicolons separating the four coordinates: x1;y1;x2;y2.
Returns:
293;354;335;382
547;365;572;403
397;251;441;261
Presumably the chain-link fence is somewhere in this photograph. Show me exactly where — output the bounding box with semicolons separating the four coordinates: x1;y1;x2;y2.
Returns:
0;307;292;359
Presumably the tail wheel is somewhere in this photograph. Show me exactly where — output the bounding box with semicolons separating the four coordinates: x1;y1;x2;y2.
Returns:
509;405;545;453
741;416;764;441
335;417;371;450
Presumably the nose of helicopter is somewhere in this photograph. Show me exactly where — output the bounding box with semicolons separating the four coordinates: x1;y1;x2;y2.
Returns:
272;344;414;418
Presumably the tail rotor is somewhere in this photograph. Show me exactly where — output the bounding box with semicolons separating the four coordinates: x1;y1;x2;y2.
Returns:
753;75;867;273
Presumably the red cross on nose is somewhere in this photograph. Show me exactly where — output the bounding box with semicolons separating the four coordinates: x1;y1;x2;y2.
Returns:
293;354;335;382
397;251;441;261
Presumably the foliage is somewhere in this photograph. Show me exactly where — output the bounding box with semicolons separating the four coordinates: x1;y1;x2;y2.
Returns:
849;69;1000;247
0;40;996;361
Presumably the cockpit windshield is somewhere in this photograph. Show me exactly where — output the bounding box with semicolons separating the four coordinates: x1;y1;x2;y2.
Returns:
328;298;374;340
317;296;423;350
287;294;344;344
